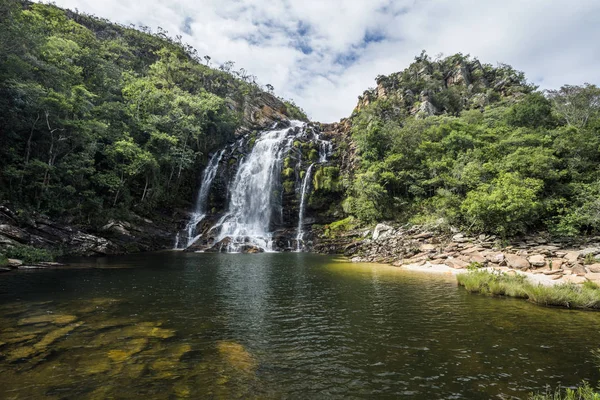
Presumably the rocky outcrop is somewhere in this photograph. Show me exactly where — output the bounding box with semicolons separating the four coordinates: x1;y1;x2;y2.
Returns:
314;224;600;285
0;205;181;258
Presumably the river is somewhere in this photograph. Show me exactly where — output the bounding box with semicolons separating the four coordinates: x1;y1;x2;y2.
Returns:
1;252;599;399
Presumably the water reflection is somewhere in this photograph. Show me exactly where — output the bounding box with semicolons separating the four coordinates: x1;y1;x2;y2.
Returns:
0;252;599;399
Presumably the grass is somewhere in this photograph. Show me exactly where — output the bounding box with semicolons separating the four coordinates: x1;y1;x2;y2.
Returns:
324;217;357;238
457;270;600;310
529;381;600;400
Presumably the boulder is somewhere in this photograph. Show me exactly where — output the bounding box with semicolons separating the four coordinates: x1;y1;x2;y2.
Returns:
446;258;470;269
7;259;23;267
528;254;546;268
0;224;30;243
572;264;587;277
564;251;581;264
585;272;600;283
505;254;530;270
581;247;600;257
587;264;600;273
372;224;393;241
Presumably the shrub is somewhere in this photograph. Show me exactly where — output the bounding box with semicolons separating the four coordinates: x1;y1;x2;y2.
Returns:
324;217;357;238
461;172;543;236
2;245;56;264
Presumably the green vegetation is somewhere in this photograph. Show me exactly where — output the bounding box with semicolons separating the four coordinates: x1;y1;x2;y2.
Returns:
344;52;600;238
530;382;600;400
0;1;299;227
0;254;8;267
2;245;56;264
529;349;600;399
324;217;357;238
457;270;600;309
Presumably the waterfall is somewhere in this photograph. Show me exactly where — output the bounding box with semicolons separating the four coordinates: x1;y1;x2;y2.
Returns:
209;121;305;252
296;163;314;251
178;149;225;248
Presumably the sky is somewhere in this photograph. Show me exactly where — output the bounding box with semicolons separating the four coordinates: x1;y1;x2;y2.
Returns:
42;0;600;122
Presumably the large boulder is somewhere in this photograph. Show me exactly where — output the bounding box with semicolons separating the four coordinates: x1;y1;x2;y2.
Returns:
372;224;393;241
506;254;530;270
528;254;546;268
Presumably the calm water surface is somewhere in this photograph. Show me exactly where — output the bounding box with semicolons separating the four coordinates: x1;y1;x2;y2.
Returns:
1;252;599;399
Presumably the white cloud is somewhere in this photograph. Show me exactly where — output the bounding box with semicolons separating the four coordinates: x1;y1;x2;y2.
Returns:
40;0;600;122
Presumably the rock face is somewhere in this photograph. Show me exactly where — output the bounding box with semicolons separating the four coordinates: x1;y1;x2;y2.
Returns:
0;205;180;257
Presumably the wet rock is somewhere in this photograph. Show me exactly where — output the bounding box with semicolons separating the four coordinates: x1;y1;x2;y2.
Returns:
505;254;530;270
34;321;84;350
216;341;256;374
107;338;149;362
18;314;77;326
240;245;264;254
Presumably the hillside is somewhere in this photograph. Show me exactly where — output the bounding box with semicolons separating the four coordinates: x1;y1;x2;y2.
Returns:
327;52;600;239
0;0;305;229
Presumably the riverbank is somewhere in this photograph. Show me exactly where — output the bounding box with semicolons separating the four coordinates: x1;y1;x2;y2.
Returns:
315;222;600;286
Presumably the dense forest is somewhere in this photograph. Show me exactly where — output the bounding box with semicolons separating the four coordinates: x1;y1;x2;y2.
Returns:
1;0;599;243
341;52;600;238
0;0;305;227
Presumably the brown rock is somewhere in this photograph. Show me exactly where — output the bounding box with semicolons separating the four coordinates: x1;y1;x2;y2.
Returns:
528;254;546;268
447;258;470;269
564;251;581;264
587;263;600;273
505;254;530;270
585;272;600;282
572;264;586;277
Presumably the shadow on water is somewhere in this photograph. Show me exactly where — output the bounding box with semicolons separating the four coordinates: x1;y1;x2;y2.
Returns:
1;251;599;399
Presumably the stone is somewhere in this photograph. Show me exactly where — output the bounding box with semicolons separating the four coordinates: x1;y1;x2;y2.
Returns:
564;251;581;264
585;272;600;282
572;264;587;277
7;259;23;267
414;232;433;239
373;223;393;241
447;258;470;269
468;253;487;264
543;269;563;275
420;244;436;252
217;341;256;374
587;264;600;273
18;314;77;326
505;254;530;270
528;254;546;268
581;247;600;257
563;275;587;284
549;259;564;270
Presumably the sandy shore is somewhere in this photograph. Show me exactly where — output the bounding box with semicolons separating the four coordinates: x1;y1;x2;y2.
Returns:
399;262;572;286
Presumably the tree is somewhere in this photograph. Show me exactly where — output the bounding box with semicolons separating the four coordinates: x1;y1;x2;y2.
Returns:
547;84;600;128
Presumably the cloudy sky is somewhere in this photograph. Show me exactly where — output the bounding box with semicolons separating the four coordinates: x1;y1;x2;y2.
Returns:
42;0;600;122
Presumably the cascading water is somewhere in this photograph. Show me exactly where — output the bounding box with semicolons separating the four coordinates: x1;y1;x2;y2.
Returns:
295;163;314;251
295;133;332;251
176;149;225;249
209;121;305;252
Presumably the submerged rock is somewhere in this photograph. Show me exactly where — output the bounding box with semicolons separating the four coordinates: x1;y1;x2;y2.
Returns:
18;314;77;326
216;341;257;374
